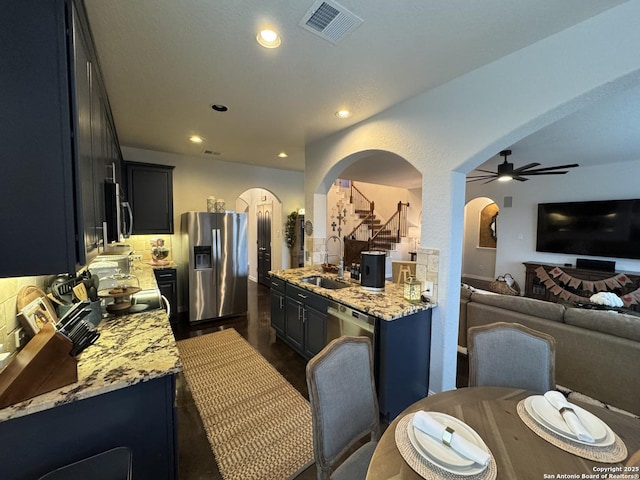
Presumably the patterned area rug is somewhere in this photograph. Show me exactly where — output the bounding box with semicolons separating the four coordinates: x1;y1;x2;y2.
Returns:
177;328;314;480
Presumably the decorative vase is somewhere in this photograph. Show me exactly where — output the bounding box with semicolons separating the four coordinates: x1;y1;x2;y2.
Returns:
207;196;216;213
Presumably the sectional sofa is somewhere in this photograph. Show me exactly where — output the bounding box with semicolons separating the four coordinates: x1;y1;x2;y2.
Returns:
459;286;640;416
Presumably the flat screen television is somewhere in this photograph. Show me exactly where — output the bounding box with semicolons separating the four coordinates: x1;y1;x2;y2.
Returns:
536;199;640;260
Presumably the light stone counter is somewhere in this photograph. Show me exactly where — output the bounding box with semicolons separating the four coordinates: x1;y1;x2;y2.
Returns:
0;263;181;422
269;267;436;321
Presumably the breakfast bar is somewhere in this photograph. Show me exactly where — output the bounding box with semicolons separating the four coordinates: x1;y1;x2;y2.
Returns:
0;264;181;480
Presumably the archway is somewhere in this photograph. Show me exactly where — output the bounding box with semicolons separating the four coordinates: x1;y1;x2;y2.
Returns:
310;150;422;279
462;197;499;290
238;188;283;284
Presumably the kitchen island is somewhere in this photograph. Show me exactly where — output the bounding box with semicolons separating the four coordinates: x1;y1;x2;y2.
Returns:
270;267;435;420
270;266;435;320
0;263;181;480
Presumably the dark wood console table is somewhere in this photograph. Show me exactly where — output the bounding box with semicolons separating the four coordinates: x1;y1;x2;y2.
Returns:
523;262;640;312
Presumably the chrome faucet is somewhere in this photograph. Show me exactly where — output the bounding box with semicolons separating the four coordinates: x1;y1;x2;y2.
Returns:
325;235;344;279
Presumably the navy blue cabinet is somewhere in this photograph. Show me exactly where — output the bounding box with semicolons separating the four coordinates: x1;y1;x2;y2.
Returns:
376;308;432;421
270;278;286;336
0;0;122;276
124;162;175;235
0;375;177;480
271;282;328;358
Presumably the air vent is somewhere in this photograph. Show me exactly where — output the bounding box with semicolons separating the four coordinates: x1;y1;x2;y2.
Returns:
202;150;221;156
299;0;363;44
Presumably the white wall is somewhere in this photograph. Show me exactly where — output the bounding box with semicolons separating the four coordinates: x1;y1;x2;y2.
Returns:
305;2;640;394
466;160;640;289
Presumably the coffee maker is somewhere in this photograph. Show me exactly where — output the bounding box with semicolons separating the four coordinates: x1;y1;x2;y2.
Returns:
360;251;386;291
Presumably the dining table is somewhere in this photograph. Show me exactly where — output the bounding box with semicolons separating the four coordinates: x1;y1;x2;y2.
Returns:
366;386;640;480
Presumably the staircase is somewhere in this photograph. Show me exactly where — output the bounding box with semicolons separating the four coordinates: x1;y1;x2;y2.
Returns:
343;182;411;266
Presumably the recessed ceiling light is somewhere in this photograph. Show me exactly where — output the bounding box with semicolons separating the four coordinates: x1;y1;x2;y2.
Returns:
189;135;204;143
278;152;288;158
211;104;228;112
335;110;351;119
257;29;281;48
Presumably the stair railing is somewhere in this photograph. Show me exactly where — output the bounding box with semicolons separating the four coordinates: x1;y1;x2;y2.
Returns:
349;214;376;242
370;202;410;248
350;182;373;214
346;182;375;241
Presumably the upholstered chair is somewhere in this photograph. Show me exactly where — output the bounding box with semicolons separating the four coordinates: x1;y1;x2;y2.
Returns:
306;336;380;480
468;322;556;392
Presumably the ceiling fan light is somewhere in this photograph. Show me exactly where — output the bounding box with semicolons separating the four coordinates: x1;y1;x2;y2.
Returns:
498;175;512;182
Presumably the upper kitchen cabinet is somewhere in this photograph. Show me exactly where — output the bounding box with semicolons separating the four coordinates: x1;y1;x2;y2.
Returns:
0;0;123;277
124;162;175;235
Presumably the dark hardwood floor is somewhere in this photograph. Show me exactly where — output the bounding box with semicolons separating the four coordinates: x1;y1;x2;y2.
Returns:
171;280;468;479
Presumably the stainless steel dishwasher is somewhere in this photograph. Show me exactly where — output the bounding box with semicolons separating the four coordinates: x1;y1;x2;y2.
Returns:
326;301;376;344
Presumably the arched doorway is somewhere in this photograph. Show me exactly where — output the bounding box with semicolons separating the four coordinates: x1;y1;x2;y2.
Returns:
310;150;422;276
462;197;499;290
238;188;283;285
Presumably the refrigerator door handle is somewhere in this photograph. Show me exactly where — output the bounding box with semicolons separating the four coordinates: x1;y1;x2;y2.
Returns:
213;229;221;261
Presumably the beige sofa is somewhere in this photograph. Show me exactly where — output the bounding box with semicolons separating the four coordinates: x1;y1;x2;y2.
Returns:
459;286;640;416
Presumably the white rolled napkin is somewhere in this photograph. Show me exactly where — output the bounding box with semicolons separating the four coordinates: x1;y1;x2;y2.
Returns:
543;391;595;443
411;411;491;466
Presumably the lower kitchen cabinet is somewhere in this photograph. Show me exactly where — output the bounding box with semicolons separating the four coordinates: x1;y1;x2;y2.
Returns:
0;375;177;480
303;305;327;358
285;296;306;352
153;268;177;321
376;308;432;421
270;282;328;359
270;278;286;336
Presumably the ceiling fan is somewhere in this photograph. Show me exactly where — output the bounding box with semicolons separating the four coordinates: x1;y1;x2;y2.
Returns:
467;150;579;183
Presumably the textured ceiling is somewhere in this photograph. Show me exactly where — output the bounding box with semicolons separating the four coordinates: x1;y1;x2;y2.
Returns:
84;0;638;183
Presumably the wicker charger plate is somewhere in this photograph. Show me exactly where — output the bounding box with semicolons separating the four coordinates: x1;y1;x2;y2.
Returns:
517;400;627;463
395;414;497;480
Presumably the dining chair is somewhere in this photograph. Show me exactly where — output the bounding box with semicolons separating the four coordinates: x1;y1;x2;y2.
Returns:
468;321;556;392
306;336;381;480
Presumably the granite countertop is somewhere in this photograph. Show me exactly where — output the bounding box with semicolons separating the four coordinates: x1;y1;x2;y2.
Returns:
0;264;181;423
269;267;435;321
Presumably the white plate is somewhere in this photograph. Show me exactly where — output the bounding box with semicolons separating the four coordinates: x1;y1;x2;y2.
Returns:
406;412;489;476
525;396;615;447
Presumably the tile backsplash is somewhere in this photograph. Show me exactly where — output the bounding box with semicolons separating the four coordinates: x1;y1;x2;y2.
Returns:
127;235;175;263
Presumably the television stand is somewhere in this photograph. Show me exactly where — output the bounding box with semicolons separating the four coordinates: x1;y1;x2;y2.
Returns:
523;262;640;312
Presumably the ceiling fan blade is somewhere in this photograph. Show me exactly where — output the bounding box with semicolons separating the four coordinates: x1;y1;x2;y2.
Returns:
471;168;498;174
513;176;529;181
466;175;497;182
512;163;541;173
522;170;571;176
521;163;579;173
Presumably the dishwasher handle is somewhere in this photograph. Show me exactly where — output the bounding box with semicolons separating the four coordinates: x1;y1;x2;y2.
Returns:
327;306;375;333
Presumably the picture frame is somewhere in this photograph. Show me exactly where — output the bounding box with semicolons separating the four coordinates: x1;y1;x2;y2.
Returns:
18;296;58;336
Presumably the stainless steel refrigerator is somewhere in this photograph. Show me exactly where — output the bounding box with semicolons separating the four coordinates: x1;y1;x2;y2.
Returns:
182;211;248;322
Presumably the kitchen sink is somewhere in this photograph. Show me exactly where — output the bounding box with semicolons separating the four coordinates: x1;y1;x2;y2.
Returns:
301;276;353;290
